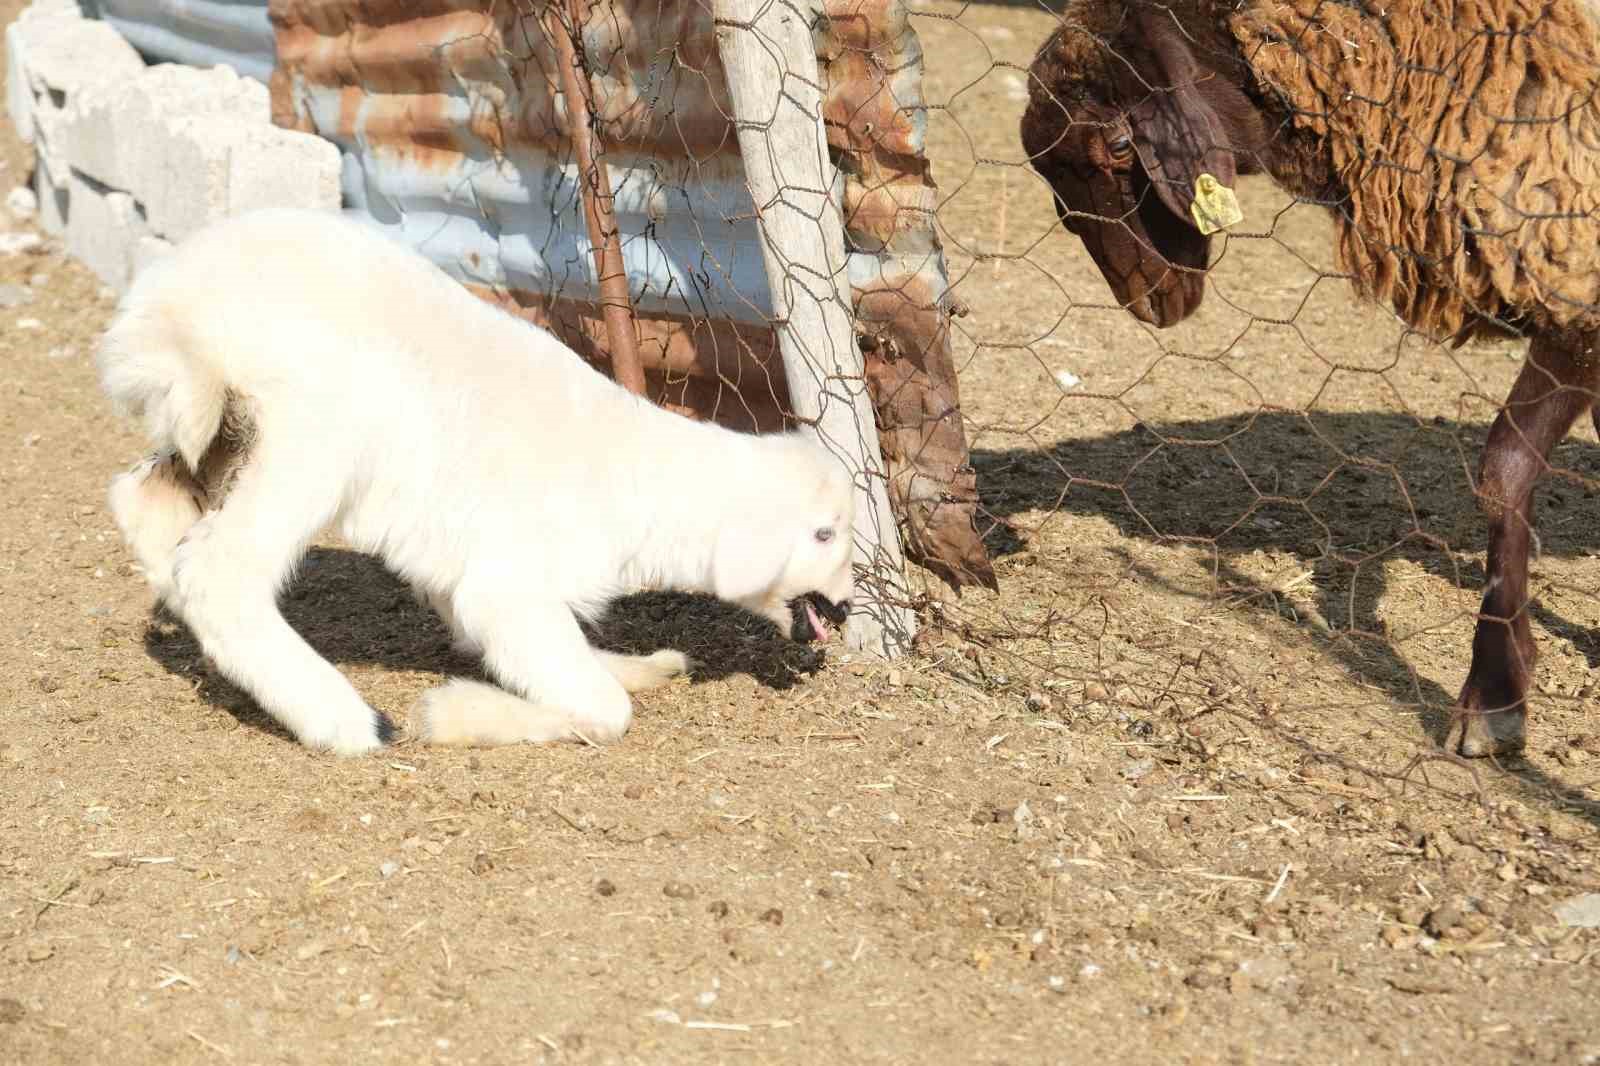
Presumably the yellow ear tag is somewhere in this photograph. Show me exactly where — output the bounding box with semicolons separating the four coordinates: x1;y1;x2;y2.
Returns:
1189;173;1243;235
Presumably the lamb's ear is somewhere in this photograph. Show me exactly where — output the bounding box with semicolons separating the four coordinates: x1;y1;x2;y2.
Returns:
1119;9;1241;230
711;515;794;606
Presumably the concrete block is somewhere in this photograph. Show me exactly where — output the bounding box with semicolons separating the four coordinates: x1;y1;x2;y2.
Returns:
9;7;142;171
227;125;343;217
60;62;267;199
130;235;174;281
6;24;34;142
138;112;341;243
141;113;233;243
66;173;148;292
32;149;69;236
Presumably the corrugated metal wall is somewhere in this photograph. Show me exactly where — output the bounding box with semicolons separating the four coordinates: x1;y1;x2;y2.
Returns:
86;0;994;588
86;0;275;82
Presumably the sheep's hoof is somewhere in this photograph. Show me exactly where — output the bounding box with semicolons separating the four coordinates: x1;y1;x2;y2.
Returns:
1444;706;1527;758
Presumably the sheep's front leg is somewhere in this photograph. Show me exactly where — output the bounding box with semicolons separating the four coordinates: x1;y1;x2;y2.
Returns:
1449;332;1598;757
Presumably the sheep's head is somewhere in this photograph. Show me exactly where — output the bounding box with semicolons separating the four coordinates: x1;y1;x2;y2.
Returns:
1021;5;1267;328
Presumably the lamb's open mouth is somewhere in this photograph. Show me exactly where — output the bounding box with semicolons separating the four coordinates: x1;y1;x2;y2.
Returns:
789;592;850;643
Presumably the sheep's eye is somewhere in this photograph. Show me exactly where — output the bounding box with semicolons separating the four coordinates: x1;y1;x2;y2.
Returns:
815;528;836;544
1107;135;1134;162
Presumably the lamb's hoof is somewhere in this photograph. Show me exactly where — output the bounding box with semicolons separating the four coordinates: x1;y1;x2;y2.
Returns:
1444;706;1527;758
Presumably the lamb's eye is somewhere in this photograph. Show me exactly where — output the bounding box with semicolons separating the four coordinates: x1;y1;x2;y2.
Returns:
815;528;836;544
1106;135;1134;162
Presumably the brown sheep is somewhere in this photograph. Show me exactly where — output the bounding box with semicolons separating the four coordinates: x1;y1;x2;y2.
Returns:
1021;0;1600;757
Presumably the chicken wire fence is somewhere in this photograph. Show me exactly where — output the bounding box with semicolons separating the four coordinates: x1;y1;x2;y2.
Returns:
271;0;1600;788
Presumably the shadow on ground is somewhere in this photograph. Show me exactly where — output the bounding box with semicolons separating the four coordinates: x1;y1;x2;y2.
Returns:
140;547;828;745
973;408;1600;813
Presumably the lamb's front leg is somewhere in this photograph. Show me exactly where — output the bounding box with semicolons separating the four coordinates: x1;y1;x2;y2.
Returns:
421;578;637;746
1449;333;1598;757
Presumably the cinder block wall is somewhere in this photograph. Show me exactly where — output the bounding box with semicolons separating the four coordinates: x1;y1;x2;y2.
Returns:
4;0;339;292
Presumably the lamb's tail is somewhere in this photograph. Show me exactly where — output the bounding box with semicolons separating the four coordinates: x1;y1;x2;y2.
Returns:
98;289;226;601
97;297;227;474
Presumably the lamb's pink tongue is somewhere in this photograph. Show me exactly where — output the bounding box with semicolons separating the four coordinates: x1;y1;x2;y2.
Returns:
804;600;834;642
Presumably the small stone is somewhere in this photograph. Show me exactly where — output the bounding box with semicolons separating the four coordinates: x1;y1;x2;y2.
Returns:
887;669;904;687
1496;861;1519;882
707;900;730;919
1084;681;1109;702
470;852;494;876
379;860;400;879
25;943;53;963
662;881;696;900
623;783;645;800
1380;925;1409;948
0;998;23;1024
1424;902;1464;938
35;676;60;694
1025;691;1052;713
15;317;42;331
1121;758;1156;782
421;840;444;856
7;186;37;221
224;946;242;965
759;907;784;926
28;272;48;288
0;284;29;308
0;232;41;255
1553;892;1600;928
595;878;617;897
295;939;329;961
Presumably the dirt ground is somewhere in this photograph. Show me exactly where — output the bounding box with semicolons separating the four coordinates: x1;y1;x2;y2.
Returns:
5;2;1600;1064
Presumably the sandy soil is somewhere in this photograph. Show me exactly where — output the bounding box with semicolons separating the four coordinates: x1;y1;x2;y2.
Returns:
3;2;1599;1064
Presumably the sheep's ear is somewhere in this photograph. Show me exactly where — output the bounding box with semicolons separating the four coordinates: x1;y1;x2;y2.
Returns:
1120;9;1240;229
711;515;794;606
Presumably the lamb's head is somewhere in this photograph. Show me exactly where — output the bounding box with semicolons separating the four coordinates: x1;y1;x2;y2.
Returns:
1021;3;1268;327
712;434;856;643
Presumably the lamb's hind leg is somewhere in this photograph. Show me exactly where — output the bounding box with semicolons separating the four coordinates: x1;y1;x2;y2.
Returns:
1449;332;1599;757
166;459;391;755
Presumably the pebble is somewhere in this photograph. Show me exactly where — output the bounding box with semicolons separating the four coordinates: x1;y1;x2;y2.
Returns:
1553;893;1600;928
623;783;645;800
1424;902;1464;937
1084;681;1109;702
1121;758;1156;782
25;943;53;962
15;317;43;331
0;232;41;256
0;284;30;308
759;907;784;926
706;900;730;918
662;881;696;900
595;878;617;897
0;998;23;1024
6;186;37;221
378;860;400;879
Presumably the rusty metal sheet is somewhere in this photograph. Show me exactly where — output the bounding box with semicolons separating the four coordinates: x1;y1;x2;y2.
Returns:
274;0;990;587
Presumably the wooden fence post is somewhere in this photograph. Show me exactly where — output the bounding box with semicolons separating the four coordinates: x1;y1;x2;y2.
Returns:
714;0;916;657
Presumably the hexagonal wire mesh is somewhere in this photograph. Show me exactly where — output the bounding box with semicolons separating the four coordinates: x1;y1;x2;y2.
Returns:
271;0;1600;788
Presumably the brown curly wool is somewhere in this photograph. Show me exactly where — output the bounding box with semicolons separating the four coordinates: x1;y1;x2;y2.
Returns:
1230;0;1600;341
